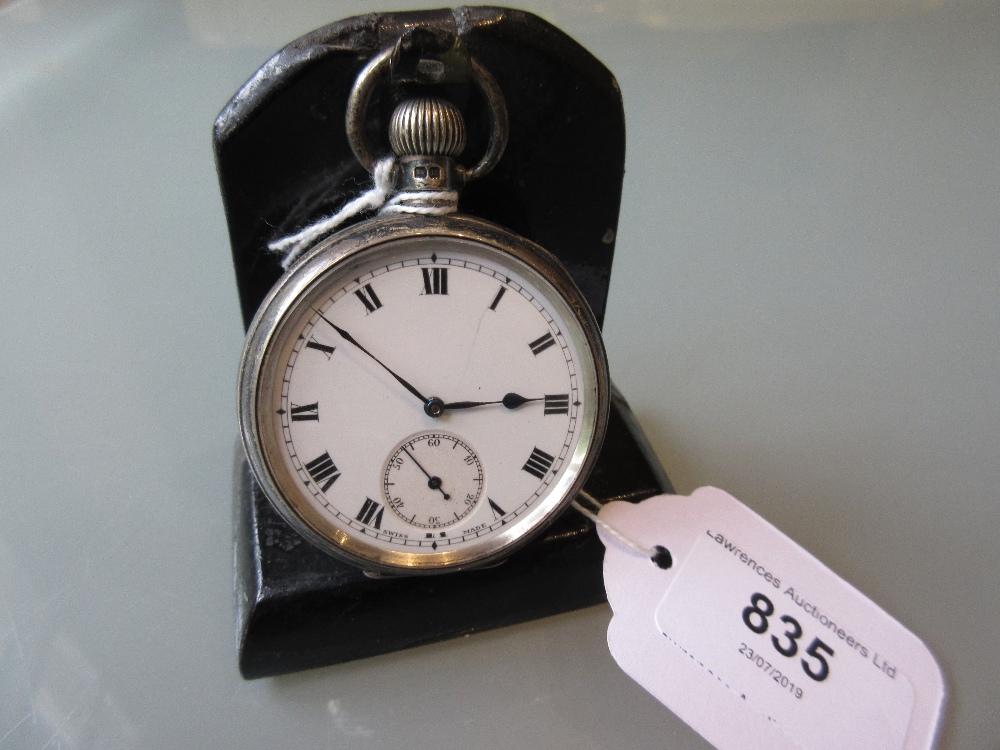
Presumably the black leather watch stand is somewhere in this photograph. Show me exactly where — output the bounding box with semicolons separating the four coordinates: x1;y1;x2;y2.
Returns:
235;385;671;679
218;7;674;678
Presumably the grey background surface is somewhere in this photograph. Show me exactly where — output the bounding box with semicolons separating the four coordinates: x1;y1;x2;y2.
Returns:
1;0;997;747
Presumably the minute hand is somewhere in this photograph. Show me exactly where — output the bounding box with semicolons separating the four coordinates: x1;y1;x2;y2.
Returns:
442;393;542;411
314;311;429;405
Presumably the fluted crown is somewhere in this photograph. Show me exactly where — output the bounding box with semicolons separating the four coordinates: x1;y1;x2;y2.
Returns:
389;97;467;158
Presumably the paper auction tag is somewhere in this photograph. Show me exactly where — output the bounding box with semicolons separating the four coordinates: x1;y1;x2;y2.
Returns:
599;488;945;750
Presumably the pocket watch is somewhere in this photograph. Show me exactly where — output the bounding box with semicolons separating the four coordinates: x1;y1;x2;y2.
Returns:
238;48;610;575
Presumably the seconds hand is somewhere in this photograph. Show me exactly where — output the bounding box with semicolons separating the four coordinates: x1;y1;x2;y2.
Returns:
403;447;450;500
313;310;429;406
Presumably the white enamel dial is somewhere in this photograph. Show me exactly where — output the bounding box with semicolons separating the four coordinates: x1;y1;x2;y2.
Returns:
240;216;608;574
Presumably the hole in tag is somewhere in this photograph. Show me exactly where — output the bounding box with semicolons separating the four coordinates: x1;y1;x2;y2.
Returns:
651;545;672;570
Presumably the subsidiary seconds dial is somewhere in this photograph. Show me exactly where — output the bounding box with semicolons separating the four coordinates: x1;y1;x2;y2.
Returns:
383;432;484;529
239;216;609;574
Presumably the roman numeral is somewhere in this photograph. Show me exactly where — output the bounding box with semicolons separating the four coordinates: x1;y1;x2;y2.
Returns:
528;332;556;356
488;286;506;311
304;452;340;492
305;338;335;359
290;402;319;421
543;394;569;415
354;283;382;313
522;447;555;479
488;498;506;519
421;268;448;295
356;498;384;529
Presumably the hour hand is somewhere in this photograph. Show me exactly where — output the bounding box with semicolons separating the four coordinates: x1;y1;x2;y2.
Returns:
442;393;542;411
314;310;429;405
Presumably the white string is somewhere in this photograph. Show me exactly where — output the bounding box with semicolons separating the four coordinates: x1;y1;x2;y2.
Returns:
268;158;396;269
383;189;460;215
268;157;459;270
572;489;658;559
